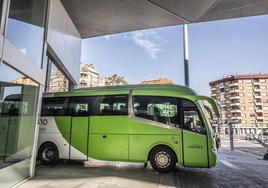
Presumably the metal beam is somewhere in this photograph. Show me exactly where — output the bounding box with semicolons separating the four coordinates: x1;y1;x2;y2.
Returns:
183;24;189;87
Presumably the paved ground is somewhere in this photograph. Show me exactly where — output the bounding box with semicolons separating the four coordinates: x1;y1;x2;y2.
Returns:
221;138;267;157
19;140;268;188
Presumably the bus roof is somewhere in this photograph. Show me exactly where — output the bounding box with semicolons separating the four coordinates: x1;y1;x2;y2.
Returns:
44;84;198;98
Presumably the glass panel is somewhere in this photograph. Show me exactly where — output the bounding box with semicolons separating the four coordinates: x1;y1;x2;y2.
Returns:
0;0;3;24
182;99;195;108
0;63;39;187
183;110;206;134
91;95;128;116
133;96;179;127
41;97;68;116
6;0;47;67
69;97;90;116
48;61;69;92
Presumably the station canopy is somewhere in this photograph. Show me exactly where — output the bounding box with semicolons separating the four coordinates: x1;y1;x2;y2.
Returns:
61;0;268;38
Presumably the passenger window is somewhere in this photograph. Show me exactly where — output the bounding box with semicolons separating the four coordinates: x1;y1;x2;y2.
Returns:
91;95;128;116
133;96;179;127
69;97;90;116
183;110;206;134
41;97;68;116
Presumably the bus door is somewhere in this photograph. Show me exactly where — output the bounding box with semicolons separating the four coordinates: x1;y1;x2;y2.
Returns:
181;100;208;167
69;98;89;160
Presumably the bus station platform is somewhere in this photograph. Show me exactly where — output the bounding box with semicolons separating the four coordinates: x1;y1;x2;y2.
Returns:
18;140;268;188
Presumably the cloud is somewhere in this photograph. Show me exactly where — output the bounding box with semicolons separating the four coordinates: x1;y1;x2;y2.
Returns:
103;35;111;40
131;30;162;59
101;30;164;59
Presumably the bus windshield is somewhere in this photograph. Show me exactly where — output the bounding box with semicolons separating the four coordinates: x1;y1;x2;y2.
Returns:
197;100;217;135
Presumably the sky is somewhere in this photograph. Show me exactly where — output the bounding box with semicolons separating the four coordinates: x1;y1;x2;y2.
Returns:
81;15;268;96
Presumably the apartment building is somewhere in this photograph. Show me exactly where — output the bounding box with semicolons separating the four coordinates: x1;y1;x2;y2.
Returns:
105;74;128;86
209;74;268;135
140;77;174;85
79;63;105;88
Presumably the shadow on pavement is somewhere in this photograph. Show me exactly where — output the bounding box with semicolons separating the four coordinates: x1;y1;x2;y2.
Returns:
31;160;177;187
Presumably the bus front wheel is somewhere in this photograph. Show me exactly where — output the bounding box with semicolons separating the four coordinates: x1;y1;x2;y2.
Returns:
38;142;59;165
149;146;176;173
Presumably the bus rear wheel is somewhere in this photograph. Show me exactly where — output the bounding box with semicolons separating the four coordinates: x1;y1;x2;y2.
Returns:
38;142;59;165
149;146;176;173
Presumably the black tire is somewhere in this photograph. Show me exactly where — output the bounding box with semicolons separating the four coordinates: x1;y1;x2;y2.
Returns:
38;142;59;165
149;146;176;173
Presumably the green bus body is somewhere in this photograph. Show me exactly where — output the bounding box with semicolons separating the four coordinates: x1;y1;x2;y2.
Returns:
39;84;219;169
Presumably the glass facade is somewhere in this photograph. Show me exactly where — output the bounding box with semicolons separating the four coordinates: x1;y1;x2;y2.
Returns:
0;63;39;187
6;0;47;67
47;59;69;92
0;0;3;24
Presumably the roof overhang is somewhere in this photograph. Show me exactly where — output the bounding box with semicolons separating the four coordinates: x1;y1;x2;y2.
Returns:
60;0;268;38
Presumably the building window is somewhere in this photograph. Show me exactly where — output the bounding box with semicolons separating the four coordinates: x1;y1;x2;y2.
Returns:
239;86;244;90
6;0;48;67
240;93;244;96
247;93;252;96
220;88;224;92
242;113;246;117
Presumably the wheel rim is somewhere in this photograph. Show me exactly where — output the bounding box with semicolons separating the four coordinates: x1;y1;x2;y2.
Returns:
42;147;55;162
154;151;171;168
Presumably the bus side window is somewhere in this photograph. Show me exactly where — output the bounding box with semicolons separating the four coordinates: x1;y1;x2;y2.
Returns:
133;96;180;127
90;95;128;116
69;97;89;116
41;97;68;116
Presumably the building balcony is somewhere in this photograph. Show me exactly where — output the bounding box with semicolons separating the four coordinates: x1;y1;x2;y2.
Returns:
211;87;216;91
231;116;242;120
255;102;262;106
229;89;239;93
255;109;263;113
254;95;262;99
231;109;241;113
256;116;264;120
230;96;240;100
211;93;216;97
253;88;261;92
80;78;88;82
229;83;239;87
253;82;261;85
230;103;240;106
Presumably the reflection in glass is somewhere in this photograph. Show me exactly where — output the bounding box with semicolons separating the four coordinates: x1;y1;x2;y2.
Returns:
0;0;3;24
48;61;69;92
6;0;47;67
0;63;39;173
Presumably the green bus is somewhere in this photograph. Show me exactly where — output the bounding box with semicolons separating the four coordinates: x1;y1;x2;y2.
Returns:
38;84;219;173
